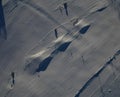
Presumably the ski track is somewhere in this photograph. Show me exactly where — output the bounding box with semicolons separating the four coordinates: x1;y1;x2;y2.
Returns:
74;50;120;97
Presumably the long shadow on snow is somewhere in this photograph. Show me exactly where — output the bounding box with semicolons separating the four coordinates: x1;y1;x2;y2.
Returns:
56;41;71;52
79;25;90;34
35;41;72;73
0;0;7;39
35;56;53;73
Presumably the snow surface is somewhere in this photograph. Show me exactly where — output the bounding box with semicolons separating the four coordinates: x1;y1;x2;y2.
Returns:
0;0;120;97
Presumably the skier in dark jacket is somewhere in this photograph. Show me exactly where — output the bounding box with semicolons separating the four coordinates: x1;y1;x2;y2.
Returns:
0;0;7;40
11;72;15;85
54;29;58;38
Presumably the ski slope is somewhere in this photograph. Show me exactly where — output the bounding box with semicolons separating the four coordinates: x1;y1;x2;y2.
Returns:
0;0;120;97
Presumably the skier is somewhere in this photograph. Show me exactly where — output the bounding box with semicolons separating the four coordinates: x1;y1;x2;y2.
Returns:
11;72;15;86
54;29;58;38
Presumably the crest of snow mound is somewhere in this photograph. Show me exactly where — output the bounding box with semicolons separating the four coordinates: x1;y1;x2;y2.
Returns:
24;48;52;74
53;34;73;43
24;34;73;74
74;19;91;34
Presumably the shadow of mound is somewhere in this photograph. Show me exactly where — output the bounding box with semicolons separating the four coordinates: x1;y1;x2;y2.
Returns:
24;56;53;74
79;25;90;34
0;1;7;40
34;42;72;73
24;41;72;74
56;41;71;52
35;56;53;73
34;41;71;73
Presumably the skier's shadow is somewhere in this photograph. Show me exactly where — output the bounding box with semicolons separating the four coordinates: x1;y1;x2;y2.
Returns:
0;0;7;40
